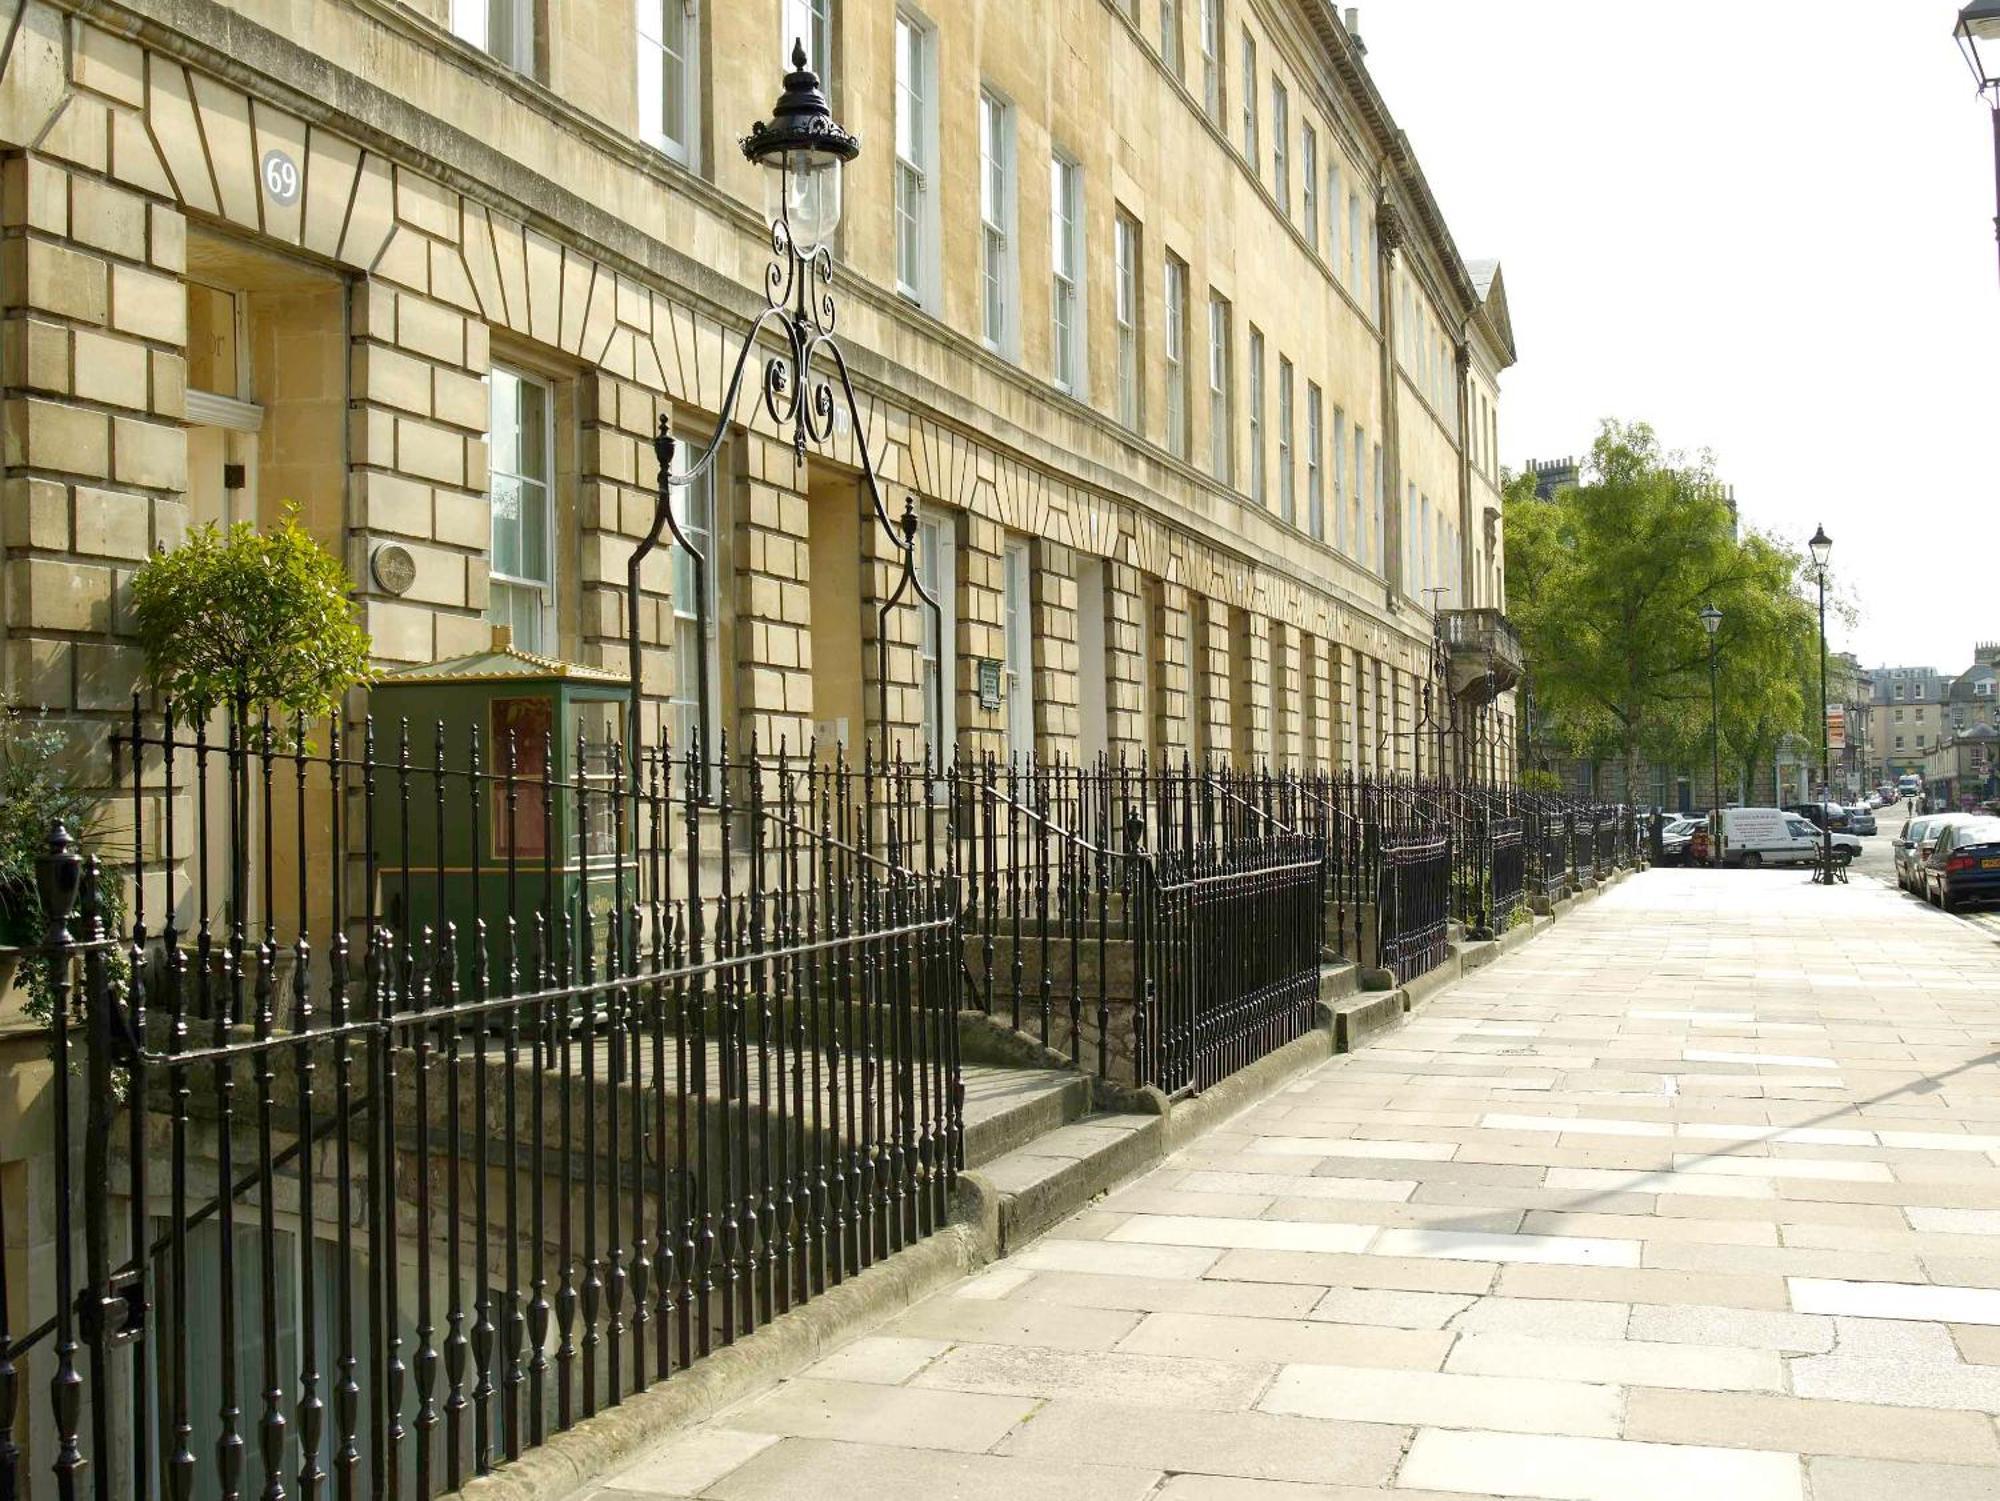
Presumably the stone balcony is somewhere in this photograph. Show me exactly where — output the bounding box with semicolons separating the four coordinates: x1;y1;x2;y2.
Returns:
1441;608;1524;702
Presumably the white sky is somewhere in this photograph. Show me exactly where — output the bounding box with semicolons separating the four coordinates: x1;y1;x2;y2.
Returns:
1356;1;1996;674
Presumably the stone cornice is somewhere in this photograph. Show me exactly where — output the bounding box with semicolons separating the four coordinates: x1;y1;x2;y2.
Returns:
1293;0;1484;328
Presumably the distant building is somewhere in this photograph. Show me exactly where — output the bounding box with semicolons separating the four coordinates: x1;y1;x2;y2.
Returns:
1519;455;1739;532
1523;456;1582;501
1871;664;1953;784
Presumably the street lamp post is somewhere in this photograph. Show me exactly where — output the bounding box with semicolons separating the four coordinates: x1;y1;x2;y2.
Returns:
1700;604;1723;815
1808;525;1837;885
629;42;946;768
1955;1;2000;286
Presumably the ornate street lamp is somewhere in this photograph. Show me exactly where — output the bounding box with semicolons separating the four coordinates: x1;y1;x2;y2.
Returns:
1807;525;1838;885
1956;1;2000;286
630;42;944;768
1700;603;1723;818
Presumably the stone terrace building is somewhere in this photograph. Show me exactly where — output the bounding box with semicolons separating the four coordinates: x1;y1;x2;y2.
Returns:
0;0;1522;1481
1872;664;1949;784
0;0;1517;783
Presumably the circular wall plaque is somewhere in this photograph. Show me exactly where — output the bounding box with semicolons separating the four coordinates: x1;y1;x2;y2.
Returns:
371;542;416;597
260;148;301;206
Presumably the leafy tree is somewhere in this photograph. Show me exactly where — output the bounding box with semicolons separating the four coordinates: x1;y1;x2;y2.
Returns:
130;508;374;725
1506;421;1817;801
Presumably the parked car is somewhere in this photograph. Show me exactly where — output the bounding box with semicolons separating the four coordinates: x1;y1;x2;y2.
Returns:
1898;813;1984;893
1847;806;1878;836
1656;816;1702;865
1711;807;1857;868
1920;817;2000;911
1785;801;1851;832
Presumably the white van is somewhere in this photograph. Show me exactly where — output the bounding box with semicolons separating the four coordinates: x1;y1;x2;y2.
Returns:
1712;807;1854;868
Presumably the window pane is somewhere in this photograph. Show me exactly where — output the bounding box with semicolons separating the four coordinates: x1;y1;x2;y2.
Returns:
490;473;522;579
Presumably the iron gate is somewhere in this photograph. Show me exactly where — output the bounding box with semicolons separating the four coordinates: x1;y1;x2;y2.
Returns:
5;710;963;1501
1141;834;1327;1097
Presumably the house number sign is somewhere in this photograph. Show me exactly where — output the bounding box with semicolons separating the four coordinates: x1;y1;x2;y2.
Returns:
261;149;301;207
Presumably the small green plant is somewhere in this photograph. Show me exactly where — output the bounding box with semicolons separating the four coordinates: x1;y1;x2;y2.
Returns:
0;713;105;947
129;507;374;726
1506;903;1534;931
0;711;125;1026
1519;769;1563;794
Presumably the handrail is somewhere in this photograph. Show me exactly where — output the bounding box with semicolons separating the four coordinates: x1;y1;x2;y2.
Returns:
1200;770;1299;836
956;766;1149;866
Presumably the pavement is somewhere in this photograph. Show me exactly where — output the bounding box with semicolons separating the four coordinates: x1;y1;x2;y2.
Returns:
584;864;2000;1501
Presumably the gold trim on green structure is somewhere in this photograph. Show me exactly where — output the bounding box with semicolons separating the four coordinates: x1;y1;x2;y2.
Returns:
378;625;628;686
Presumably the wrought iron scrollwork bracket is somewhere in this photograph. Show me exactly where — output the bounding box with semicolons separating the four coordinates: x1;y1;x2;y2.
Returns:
627;221;947;768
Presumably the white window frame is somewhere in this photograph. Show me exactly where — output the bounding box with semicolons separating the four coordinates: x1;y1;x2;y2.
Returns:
1160;0;1185;79
893;10;939;307
1328;159;1343;276
1277;355;1294;526
1352;424;1366;565
1049;151;1084;395
1271;78;1289;217
1206;292;1231;483
453;0;536;73
1200;0;1223;119
1164;252;1190;459
782;0;832;78
1306;381;1323;540
1346;192;1361;295
1301;123;1318;254
1372;441;1384;572
916;508;958;765
637;0;699;167
668;451;720;761
1003;538;1034;759
1114;209;1142;430
488;364;557;654
979;89;1017;356
1240;28;1258;171
1332;404;1348;552
1247;326;1264;505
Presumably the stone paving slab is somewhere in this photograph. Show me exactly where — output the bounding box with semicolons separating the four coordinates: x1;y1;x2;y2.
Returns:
583;870;2000;1499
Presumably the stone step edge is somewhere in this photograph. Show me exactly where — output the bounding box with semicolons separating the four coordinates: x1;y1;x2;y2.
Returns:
499;870;1615;1501
961;1068;1096;1170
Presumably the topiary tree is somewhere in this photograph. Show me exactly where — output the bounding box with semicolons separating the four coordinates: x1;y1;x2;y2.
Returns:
130;506;374;727
129;508;374;929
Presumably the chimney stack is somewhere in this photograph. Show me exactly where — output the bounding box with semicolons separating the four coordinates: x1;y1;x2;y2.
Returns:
1345;7;1366;55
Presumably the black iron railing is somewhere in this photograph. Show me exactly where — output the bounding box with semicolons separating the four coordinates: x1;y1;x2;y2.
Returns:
1489;816;1526;931
2;710;1650;1501
1376;831;1452;984
13;708;962;1501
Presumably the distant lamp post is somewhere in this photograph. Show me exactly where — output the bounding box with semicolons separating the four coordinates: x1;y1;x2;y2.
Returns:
1807;525;1838;885
1700;604;1723;815
1955;0;2000;285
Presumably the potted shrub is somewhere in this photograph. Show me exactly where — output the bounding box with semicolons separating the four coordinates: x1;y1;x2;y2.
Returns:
130;506;374;731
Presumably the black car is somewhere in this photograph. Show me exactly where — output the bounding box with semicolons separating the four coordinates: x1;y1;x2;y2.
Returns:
1785;801;1851;833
